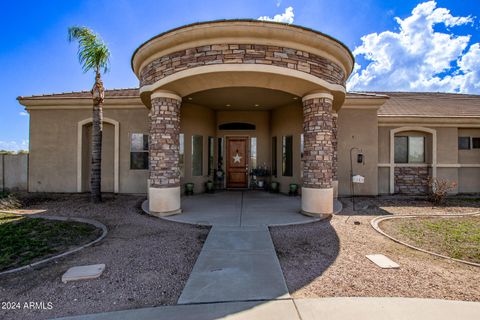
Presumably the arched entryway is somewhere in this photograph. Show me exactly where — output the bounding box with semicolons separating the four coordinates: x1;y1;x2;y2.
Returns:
77;117;120;193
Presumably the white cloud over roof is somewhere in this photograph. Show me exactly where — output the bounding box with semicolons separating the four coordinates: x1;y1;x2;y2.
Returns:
348;1;480;94
258;6;294;24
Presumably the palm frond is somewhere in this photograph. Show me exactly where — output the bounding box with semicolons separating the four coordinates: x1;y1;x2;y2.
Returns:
68;26;110;74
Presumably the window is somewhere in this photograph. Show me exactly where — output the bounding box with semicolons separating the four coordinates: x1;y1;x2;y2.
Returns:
250;137;257;169
282;135;293;176
217;137;224;170
458;137;471;150
130;133;149;170
394;136;425;164
179;134;184;177
208;136;215;176
272;137;277;177
192;135;203;176
300;134;304;159
473;137;480;149
219;122;256;130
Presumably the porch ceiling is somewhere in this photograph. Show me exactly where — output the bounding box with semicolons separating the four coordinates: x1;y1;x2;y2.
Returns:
184;87;300;110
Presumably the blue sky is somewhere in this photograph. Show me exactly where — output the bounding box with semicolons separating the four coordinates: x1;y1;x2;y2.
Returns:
1;0;479;151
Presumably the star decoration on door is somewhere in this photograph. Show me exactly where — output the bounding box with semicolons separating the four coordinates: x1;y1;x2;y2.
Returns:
233;153;242;163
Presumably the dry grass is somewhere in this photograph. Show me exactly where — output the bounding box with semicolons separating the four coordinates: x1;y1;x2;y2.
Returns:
380;216;480;264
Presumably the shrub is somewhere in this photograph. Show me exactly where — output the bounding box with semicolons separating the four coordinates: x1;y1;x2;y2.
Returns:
0;193;22;210
427;177;457;205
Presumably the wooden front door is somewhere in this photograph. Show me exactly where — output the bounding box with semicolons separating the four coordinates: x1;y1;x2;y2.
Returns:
226;137;249;188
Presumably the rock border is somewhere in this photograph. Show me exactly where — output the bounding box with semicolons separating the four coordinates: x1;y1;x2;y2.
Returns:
371;212;480;268
0;214;108;276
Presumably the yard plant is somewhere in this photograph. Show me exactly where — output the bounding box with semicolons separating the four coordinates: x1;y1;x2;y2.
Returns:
68;26;110;203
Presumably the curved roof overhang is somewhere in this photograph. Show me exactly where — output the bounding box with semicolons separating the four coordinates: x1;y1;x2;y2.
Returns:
139;64;347;111
132;19;354;82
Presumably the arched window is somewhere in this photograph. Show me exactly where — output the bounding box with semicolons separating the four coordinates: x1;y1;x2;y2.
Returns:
219;122;256;130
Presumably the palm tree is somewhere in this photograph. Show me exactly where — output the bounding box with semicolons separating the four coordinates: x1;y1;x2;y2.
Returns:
68;26;110;203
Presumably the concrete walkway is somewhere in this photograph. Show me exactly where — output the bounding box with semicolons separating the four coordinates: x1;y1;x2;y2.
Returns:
55;297;480;319
178;225;289;304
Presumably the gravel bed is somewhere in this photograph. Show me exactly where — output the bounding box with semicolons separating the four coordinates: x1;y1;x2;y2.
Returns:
270;197;480;302
0;194;209;320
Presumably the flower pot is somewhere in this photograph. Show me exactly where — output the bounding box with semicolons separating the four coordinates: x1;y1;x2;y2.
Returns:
205;181;214;193
185;183;194;196
289;183;298;196
270;181;279;193
257;180;264;188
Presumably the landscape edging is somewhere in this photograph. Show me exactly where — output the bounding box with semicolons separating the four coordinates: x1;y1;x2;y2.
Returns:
0;214;108;276
371;212;480;268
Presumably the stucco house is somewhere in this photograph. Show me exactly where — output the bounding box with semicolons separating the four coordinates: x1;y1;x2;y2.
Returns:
18;20;480;217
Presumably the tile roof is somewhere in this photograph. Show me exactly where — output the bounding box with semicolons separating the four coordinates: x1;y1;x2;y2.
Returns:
373;92;480;117
17;88;139;99
18;89;480;117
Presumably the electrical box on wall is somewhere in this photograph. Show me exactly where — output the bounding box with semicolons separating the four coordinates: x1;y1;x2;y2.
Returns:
352;175;365;184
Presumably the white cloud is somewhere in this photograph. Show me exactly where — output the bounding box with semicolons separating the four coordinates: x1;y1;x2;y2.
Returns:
0;140;29;152
258;6;294;24
276;0;282;8
347;1;480;93
19;111;29;116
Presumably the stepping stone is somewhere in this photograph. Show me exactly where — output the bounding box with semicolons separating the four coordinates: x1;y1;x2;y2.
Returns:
62;264;105;283
366;254;399;269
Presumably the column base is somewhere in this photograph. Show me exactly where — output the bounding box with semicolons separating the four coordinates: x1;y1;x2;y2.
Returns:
148;186;181;217
332;180;338;198
301;187;333;216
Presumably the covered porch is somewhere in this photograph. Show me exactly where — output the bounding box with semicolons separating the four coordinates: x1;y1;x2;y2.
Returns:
142;191;343;227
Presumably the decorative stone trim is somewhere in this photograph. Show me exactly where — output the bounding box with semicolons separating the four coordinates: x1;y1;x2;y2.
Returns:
394;166;429;194
302;97;333;189
149;96;181;188
140;44;345;88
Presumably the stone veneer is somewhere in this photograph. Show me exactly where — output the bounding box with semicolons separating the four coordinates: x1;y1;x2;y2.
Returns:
140;44;345;87
332;113;338;181
302;97;333;189
149;97;181;188
394;166;430;194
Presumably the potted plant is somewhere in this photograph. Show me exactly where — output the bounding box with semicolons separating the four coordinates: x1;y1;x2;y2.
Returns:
270;181;279;193
251;166;270;190
205;180;214;193
185;182;194;196
289;183;299;196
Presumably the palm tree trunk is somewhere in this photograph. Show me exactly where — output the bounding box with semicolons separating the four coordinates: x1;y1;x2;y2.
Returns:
90;70;104;203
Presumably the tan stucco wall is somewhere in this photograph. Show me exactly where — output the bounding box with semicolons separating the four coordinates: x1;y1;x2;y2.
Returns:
458;128;480;163
180;103;216;193
270;103;303;194
28;107;149;193
378;167;390;194
337;108;379;196
458;168;480;193
1;154;28;191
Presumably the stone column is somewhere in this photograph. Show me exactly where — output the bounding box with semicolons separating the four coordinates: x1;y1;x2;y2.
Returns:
301;92;334;216
332;112;338;198
148;90;182;216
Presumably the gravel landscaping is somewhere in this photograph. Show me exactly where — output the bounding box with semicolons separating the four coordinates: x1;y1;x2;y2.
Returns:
270;197;480;302
0;194;209;320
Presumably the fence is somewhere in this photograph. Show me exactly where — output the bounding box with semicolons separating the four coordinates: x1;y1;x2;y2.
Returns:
0;154;28;192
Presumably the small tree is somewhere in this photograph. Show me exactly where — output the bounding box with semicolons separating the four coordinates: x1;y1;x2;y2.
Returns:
68;26;110;203
427;177;457;205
